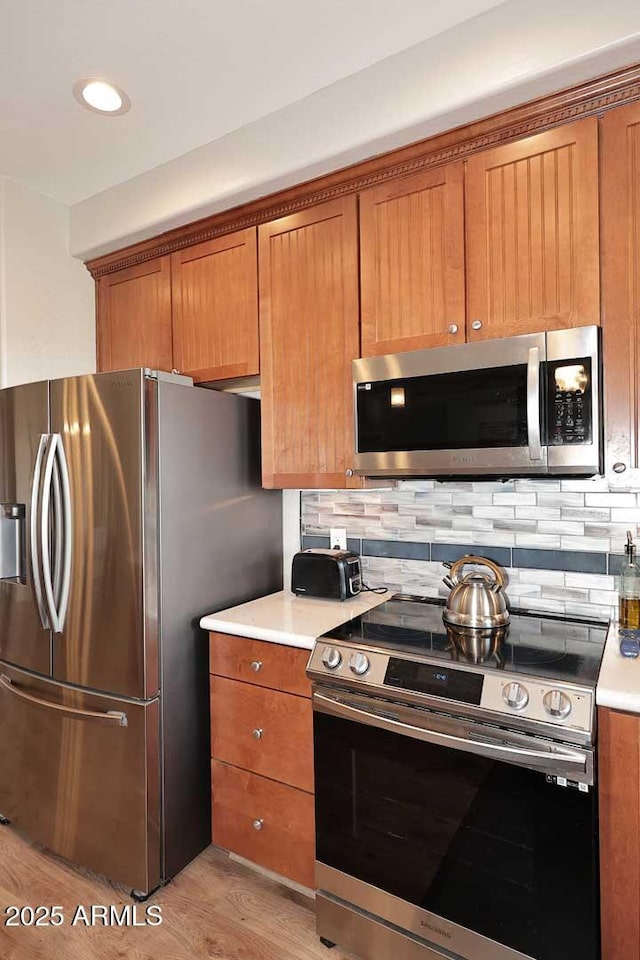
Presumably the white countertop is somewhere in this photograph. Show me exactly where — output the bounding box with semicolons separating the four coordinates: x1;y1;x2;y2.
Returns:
597;622;640;713
200;589;390;650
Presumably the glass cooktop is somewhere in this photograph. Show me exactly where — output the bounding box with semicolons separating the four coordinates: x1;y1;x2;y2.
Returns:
321;596;609;687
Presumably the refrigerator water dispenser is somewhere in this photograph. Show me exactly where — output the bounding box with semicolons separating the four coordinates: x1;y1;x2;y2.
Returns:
0;503;25;581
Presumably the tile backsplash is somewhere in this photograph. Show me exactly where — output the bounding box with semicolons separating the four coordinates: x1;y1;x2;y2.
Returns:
299;478;640;621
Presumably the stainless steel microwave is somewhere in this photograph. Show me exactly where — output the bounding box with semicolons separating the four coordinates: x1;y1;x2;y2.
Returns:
353;326;601;478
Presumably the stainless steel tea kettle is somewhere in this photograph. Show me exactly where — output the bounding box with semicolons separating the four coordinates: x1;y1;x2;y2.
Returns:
442;555;510;628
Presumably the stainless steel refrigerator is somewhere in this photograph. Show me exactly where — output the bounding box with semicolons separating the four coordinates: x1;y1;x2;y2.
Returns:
0;369;282;895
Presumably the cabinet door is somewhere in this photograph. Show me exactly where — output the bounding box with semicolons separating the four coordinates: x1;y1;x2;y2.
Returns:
360;163;465;356
96;257;173;372
465;117;599;341
599;707;640;960
601;102;640;483
259;197;360;489
171;228;259;382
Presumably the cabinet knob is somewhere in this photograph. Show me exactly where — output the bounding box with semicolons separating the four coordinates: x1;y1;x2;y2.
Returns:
252;818;264;831
613;462;627;474
250;660;263;672
345;468;354;477
471;320;483;331
171;368;181;374
448;324;459;335
252;728;263;740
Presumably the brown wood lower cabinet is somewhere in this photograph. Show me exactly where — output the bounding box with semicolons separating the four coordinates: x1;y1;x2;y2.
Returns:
209;633;315;888
209;632;312;698
211;760;315;889
209;674;314;793
599;706;640;960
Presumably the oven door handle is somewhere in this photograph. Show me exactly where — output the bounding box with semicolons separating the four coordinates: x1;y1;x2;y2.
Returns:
313;691;593;781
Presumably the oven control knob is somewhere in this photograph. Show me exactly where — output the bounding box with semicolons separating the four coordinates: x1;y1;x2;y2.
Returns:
543;689;572;719
321;647;342;670
502;681;529;711
349;652;370;676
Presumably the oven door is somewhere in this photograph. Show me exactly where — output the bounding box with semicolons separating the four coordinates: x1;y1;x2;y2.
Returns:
353;332;547;476
313;688;599;960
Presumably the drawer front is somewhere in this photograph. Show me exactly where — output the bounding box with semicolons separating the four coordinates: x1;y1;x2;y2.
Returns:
212;760;315;888
210;675;314;792
0;662;160;893
209;632;311;698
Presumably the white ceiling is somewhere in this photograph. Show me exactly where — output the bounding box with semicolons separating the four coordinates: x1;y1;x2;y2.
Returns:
0;0;508;205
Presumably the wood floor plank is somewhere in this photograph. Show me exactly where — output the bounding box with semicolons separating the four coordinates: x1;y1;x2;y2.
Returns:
0;826;351;960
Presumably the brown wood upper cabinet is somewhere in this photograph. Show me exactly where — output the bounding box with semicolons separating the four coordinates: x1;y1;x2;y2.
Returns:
601;101;640;482
97;228;259;383
465;117;600;341
97;256;173;373
171;228;259;382
359;163;465;355
259;196;361;489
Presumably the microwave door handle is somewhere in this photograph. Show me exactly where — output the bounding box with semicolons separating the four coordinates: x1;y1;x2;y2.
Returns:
527;346;543;461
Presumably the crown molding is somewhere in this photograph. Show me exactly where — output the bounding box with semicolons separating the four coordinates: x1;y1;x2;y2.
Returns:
86;61;640;279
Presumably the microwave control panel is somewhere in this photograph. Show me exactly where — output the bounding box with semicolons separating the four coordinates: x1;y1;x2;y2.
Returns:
547;357;592;445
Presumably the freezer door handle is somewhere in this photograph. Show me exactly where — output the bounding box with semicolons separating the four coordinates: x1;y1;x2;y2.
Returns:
0;674;128;726
29;434;49;629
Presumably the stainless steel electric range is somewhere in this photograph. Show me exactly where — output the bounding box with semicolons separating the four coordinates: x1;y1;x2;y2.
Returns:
307;595;608;960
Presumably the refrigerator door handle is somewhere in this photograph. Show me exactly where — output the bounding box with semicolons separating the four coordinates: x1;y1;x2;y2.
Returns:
40;435;61;633
55;434;73;633
51;456;63;609
29;434;50;629
0;674;128;726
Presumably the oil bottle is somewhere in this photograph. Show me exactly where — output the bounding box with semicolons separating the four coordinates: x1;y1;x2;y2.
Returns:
618;530;640;628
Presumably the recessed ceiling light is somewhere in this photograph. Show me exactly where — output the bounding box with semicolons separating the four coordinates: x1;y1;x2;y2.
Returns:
73;78;130;116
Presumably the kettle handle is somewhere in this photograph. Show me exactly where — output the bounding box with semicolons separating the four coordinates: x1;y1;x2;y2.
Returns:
447;555;506;590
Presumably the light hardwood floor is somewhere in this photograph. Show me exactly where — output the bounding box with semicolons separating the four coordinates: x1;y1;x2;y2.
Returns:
0;826;351;960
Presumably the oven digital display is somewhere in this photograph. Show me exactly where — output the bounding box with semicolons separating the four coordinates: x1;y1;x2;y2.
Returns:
384;658;484;704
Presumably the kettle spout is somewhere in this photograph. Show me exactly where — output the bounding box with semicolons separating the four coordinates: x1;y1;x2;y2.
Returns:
442;575;456;590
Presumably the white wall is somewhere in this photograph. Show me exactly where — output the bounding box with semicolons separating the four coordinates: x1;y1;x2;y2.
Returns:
282;490;302;590
0;177;95;386
70;0;640;259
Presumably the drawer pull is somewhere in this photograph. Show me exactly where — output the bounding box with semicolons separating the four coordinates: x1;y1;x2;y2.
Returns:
250;660;263;672
0;674;128;726
252;728;263;740
253;818;264;831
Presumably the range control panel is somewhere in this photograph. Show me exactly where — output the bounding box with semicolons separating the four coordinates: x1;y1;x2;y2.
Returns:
307;641;594;736
480;674;593;734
